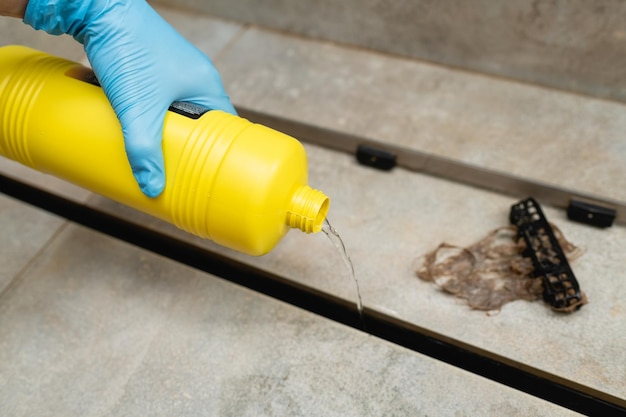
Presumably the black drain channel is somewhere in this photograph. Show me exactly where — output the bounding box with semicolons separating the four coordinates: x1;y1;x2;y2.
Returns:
1;174;624;416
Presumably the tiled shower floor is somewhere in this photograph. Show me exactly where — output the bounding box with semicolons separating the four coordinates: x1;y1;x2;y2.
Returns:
1;4;624;415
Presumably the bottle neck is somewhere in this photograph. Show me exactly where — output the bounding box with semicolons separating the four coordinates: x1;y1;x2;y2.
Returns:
286;185;329;233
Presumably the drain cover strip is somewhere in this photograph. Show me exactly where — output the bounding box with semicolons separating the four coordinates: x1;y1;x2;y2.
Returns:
239;108;625;226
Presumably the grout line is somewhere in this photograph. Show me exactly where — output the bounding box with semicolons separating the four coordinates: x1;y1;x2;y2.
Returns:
211;23;250;65
0;218;69;302
151;0;250;65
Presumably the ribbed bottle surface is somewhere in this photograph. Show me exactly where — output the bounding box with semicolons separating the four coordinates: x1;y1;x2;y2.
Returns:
287;185;330;233
169;112;247;239
0;50;68;167
0;46;331;256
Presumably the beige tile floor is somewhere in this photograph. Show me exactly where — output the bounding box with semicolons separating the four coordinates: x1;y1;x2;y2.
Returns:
0;200;582;416
1;4;624;414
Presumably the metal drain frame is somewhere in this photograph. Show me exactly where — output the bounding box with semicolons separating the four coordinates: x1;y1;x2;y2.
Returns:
238;107;625;226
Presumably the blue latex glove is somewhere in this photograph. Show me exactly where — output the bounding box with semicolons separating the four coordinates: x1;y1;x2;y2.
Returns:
24;0;237;197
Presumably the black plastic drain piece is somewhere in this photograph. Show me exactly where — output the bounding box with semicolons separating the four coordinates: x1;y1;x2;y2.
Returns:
567;199;616;228
356;145;397;171
510;198;585;312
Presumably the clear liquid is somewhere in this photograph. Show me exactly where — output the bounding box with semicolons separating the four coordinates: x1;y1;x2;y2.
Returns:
322;218;365;329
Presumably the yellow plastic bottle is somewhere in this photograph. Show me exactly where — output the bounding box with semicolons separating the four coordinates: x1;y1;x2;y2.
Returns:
0;45;329;256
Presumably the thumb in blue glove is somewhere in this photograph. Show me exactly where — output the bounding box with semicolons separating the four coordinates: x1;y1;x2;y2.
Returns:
24;0;237;197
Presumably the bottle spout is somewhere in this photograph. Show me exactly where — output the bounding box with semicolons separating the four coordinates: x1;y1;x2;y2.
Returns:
286;185;330;233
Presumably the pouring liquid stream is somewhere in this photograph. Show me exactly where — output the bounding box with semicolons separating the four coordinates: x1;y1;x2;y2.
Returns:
322;218;366;329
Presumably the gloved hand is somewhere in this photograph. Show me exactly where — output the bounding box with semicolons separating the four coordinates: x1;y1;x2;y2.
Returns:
24;0;237;197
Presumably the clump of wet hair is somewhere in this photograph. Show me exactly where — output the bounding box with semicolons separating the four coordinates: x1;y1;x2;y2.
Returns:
415;224;584;313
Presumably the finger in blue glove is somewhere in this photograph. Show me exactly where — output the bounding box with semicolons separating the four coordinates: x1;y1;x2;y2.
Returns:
24;0;237;197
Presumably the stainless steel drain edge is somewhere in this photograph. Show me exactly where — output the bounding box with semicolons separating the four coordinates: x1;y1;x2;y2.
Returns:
239;107;625;226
